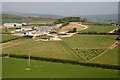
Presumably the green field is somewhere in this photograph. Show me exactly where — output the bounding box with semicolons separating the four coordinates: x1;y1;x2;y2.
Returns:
79;25;117;33
59;22;85;32
2;19;29;23
30;19;53;24
0;58;2;78
2;40;80;61
2;34;117;62
62;34;117;48
61;34;117;62
0;34;20;43
72;48;106;61
2;58;119;78
0;27;15;33
91;46;119;65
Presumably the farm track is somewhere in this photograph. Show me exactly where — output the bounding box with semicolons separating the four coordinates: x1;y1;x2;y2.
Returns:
109;28;118;33
108;41;120;50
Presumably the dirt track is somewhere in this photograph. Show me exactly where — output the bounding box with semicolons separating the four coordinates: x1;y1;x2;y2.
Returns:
108;41;120;50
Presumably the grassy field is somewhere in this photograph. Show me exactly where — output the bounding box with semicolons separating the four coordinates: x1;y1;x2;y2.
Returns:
0;34;20;43
2;58;119;78
2;19;29;23
2;39;81;61
61;34;117;61
1;34;20;42
29;19;53;24
91;46;119;65
0;58;2;78
2;34;117;62
0;27;15;33
62;34;117;48
59;22;85;32
79;25;117;33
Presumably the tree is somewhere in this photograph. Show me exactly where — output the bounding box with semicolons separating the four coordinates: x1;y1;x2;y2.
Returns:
68;28;77;33
73;28;77;32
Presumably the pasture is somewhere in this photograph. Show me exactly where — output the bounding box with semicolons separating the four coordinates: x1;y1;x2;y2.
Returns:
62;34;117;48
62;34;117;62
59;22;85;32
2;58;119;78
2;34;118;63
91;46;119;65
0;34;20;43
79;25;117;33
0;58;2;78
1;27;15;33
2;40;81;61
2;19;29;23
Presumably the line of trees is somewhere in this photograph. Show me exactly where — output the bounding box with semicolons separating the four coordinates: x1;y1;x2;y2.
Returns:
78;32;120;35
54;17;81;27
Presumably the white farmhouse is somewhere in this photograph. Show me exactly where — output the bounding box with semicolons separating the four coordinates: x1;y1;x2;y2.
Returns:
3;23;22;28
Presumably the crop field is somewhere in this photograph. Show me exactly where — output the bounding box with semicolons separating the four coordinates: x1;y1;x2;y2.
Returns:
2;34;117;62
79;25;117;33
62;34;117;48
91;46;119;65
62;34;117;62
0;34;20;43
72;48;106;61
2;58;119;78
2;40;80;61
2;38;31;49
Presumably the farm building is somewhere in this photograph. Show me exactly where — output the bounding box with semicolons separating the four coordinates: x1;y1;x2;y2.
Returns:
50;36;61;41
3;23;23;28
21;27;33;31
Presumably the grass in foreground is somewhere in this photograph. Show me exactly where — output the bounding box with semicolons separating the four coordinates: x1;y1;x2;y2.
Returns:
0;58;2;78
2;58;119;78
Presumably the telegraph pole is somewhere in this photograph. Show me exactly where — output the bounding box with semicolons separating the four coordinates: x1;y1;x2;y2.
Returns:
28;53;31;67
25;53;31;71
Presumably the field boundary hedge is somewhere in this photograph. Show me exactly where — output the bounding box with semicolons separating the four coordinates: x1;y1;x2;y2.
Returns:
1;37;21;43
2;54;120;70
77;32;120;35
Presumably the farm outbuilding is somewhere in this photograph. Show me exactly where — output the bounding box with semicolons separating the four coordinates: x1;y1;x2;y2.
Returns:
3;23;23;28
